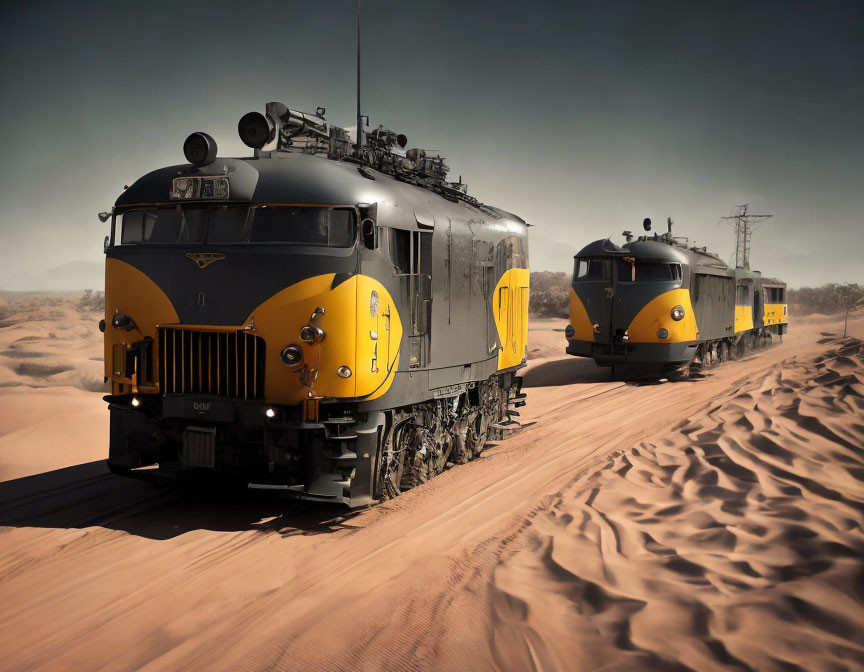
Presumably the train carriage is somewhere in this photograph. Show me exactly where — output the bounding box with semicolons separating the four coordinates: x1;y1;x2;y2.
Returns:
102;103;529;506
565;219;787;374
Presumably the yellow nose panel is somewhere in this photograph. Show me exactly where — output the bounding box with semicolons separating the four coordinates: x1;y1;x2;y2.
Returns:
627;288;698;343
246;274;401;405
104;258;179;390
492;267;530;371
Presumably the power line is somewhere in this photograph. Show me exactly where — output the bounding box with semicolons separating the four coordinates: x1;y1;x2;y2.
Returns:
721;204;772;269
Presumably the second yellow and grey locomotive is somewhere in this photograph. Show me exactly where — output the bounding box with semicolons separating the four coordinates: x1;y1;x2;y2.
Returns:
566;218;787;374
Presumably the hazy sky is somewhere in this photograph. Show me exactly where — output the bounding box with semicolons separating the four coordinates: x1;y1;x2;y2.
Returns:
1;0;862;289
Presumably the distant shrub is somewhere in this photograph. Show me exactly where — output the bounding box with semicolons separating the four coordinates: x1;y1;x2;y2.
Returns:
789;283;864;316
78;289;105;313
0;294;63;318
530;271;570;318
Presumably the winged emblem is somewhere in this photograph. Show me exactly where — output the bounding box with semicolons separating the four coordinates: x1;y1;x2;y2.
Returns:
186;252;226;269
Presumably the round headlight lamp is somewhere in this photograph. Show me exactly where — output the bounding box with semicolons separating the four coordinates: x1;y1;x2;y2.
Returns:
183;132;218;165
565;324;575;339
657;328;669;339
337;366;352;378
670;305;685;321
280;345;303;366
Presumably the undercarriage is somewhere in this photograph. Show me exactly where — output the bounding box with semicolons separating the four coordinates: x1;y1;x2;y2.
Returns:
106;374;524;507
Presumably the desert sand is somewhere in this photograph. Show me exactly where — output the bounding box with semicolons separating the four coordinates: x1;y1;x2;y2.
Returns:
0;293;107;481
0;296;863;671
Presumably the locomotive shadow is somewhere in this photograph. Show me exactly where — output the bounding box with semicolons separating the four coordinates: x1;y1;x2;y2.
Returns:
0;461;362;541
523;357;612;387
524;357;700;387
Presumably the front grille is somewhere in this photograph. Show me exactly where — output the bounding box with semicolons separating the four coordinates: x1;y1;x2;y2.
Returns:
159;327;265;400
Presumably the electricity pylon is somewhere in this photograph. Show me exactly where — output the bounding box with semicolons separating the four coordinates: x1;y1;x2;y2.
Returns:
722;204;772;269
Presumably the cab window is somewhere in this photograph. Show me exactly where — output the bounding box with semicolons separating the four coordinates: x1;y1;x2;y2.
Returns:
117;205;354;246
573;258;610;281
249;207;355;247
119;206;207;244
615;260;681;282
204;206;249;243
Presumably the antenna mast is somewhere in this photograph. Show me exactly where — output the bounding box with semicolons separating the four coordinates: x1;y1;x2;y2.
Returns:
355;0;362;156
722;203;772;269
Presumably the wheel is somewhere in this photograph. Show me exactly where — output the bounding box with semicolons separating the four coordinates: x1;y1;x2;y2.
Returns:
377;418;410;500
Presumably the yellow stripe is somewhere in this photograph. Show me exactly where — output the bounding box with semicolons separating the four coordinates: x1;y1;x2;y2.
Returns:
492;267;530;370
568;288;595;341
763;303;788;326
734;305;754;333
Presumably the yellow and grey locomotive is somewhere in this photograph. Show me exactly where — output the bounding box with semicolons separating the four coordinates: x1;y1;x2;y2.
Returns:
102;103;529;506
565;218;787;375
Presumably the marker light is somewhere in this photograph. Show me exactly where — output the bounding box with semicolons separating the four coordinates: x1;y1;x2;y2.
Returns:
657;328;669;339
265;408;276;418
183;132;218;165
670;305;686;321
131;397;140;407
238;111;275;149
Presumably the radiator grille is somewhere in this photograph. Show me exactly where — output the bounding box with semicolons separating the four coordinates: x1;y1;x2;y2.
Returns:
159;328;265;400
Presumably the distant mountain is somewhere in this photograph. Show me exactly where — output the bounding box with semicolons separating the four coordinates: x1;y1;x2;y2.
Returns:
45;261;104;289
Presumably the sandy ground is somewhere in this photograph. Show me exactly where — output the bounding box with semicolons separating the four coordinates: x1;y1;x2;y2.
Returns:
0;293;107;481
0;300;863;672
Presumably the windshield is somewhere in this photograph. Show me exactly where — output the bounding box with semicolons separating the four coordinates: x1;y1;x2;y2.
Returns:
118;205;356;247
614;259;682;282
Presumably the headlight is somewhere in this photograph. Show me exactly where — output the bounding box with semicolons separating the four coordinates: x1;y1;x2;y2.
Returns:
280;345;303;366
337;366;352;378
565;324;575;339
299;325;325;343
670;305;685;321
657;328;669;339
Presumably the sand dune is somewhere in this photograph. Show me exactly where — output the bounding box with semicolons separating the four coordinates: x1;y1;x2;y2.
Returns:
0;293;105;394
0;304;862;671
0;294;107;480
492;338;864;671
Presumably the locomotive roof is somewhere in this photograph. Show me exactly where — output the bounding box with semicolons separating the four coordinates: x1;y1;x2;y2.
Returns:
115;152;527;233
575;238;731;274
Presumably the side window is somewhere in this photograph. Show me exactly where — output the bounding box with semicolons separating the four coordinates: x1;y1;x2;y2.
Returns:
574;258;609;281
574;259;588;279
387;228;432;335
